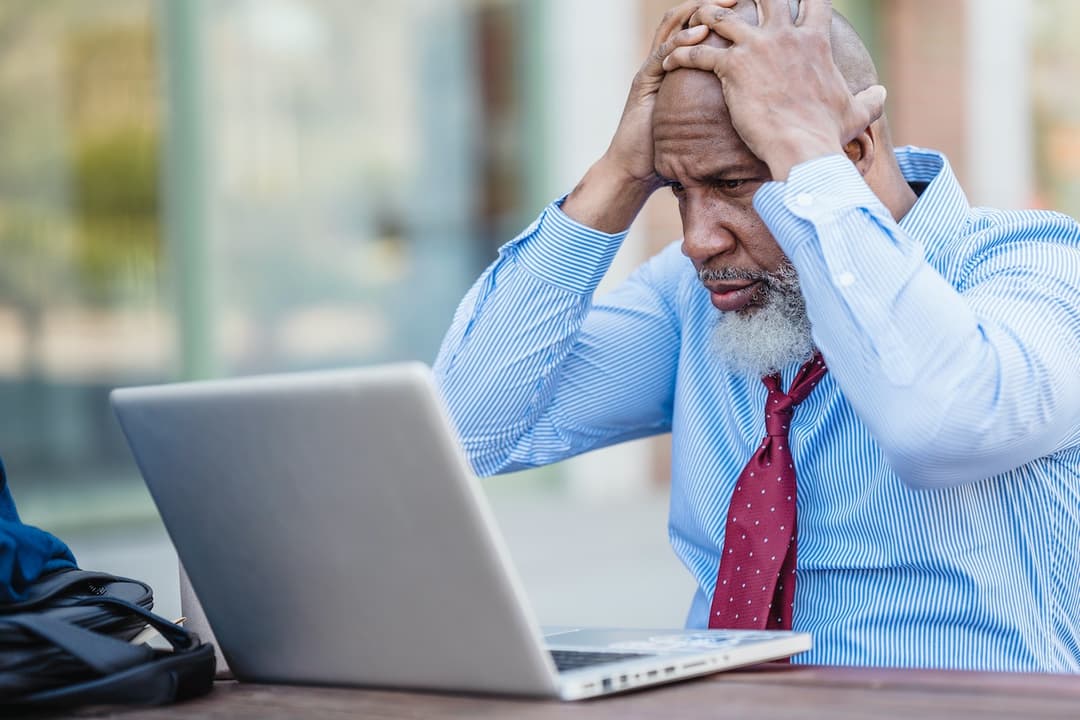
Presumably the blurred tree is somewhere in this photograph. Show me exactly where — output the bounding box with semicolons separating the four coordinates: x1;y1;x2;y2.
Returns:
66;21;161;306
0;1;159;464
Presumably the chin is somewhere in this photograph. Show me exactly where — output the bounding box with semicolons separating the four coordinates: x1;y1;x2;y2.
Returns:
730;303;766;318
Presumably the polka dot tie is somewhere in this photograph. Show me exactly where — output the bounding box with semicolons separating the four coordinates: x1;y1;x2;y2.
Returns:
708;352;827;631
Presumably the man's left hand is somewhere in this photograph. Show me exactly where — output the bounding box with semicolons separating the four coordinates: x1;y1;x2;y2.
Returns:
661;0;886;181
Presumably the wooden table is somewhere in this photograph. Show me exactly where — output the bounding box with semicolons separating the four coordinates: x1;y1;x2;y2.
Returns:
71;664;1080;719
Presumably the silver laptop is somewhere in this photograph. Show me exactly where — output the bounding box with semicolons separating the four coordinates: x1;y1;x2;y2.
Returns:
110;363;810;701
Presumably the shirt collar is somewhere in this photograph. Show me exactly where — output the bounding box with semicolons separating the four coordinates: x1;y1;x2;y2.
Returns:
895;146;971;261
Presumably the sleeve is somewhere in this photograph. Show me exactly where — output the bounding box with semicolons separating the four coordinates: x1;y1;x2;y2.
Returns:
753;155;1080;490
433;200;682;476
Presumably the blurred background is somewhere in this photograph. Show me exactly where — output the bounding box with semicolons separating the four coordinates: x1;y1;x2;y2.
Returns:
1;0;1077;628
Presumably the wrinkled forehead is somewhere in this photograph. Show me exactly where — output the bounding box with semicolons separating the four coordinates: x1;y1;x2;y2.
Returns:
653;65;730;131
652;63;761;178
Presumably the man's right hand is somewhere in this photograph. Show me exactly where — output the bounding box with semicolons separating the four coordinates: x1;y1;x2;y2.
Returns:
561;0;735;234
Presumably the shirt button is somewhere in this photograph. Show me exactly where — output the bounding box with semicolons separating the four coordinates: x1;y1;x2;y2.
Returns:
835;272;857;288
795;193;814;207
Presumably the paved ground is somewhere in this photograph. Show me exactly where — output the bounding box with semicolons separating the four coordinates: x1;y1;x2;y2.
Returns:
55;485;698;631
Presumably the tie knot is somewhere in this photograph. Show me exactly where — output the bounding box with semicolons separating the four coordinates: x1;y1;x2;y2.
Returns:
765;391;794;437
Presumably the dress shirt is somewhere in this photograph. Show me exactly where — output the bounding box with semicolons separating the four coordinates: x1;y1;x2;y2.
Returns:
433;147;1080;671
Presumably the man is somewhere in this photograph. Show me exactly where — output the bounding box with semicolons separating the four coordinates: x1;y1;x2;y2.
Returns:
434;0;1080;671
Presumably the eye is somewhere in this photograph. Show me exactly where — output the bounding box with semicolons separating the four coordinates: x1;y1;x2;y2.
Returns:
720;179;746;190
668;181;685;196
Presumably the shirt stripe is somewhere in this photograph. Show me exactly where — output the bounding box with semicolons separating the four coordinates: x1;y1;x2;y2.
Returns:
433;147;1080;672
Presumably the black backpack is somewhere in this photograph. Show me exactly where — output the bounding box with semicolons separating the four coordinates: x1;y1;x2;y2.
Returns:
0;566;215;709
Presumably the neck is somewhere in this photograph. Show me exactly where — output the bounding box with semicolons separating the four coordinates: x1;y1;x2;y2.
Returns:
876;150;919;223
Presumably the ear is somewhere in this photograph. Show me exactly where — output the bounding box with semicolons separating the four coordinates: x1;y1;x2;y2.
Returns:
843;126;876;177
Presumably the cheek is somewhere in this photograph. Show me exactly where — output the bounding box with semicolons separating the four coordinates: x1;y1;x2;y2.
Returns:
742;225;786;267
722;205;785;268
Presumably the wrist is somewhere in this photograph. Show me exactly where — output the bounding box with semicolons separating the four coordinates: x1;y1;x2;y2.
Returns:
562;155;657;234
764;132;842;182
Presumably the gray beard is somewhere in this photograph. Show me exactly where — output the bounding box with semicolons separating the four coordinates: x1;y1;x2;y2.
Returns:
702;263;815;377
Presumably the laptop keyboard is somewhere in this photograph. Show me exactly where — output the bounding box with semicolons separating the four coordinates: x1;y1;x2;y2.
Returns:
549;650;650;672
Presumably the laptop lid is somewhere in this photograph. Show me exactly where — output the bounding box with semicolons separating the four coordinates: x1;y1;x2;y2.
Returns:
111;363;561;697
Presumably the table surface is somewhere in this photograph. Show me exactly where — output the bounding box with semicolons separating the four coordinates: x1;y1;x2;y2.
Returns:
70;663;1080;720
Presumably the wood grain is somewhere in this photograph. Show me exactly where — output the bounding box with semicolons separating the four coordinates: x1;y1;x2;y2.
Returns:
67;664;1080;720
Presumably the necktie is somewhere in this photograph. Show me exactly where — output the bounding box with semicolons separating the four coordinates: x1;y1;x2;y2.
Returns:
708;353;827;631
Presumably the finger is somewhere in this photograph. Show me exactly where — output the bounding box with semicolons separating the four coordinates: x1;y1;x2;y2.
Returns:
662;44;728;75
651;0;732;50
699;5;755;44
646;24;710;76
651;1;697;49
688;0;736;28
758;0;794;27
799;0;833;30
851;84;887;136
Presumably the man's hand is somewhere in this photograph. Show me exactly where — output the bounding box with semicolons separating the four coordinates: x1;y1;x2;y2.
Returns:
562;0;734;233
661;0;886;181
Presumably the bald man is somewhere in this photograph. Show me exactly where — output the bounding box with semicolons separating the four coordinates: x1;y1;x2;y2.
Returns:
434;0;1080;672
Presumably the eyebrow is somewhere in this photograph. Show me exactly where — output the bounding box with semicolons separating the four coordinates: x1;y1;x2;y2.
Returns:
702;166;764;180
657;163;766;184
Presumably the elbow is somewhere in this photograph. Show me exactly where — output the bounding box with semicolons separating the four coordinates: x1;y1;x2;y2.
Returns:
888;455;972;491
872;409;987;491
880;416;1056;492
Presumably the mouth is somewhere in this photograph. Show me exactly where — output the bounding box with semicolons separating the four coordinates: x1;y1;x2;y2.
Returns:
705;280;764;312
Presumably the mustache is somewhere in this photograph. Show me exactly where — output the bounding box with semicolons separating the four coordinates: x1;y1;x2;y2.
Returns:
698;267;770;283
698;263;798;287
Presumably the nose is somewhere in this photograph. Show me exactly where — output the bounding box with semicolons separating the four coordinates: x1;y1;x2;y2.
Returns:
679;193;737;264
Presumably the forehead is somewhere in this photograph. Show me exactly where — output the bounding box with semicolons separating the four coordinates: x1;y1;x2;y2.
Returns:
653;70;760;177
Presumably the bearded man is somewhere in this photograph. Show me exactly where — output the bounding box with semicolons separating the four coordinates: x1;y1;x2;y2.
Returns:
433;0;1080;672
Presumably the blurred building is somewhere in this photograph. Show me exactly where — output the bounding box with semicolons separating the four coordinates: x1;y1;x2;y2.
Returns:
0;0;1078;531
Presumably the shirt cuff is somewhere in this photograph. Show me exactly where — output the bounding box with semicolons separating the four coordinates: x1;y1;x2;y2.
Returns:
753;154;885;256
510;196;628;295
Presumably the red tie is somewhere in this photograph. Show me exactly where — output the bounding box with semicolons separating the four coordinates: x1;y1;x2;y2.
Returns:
708;353;827;631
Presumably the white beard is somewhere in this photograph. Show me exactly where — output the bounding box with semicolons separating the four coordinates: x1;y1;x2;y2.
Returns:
706;263;815;377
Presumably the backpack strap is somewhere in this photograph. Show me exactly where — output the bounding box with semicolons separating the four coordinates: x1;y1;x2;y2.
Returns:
1;594;215;708
0;568;142;612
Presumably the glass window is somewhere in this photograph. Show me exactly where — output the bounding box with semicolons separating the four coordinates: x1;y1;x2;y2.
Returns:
1033;0;1080;217
0;0;529;527
0;0;164;521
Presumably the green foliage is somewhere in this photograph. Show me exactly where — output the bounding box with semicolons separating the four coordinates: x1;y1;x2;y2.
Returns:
73;129;159;220
71;128;162;303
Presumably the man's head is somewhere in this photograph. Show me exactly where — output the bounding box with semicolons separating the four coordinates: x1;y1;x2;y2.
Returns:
653;0;886;376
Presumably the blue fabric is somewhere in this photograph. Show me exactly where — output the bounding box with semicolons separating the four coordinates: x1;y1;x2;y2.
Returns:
0;456;77;604
434;147;1080;672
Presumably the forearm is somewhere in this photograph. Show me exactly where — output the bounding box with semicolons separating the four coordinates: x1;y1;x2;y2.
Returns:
433;200;626;474
756;156;1080;488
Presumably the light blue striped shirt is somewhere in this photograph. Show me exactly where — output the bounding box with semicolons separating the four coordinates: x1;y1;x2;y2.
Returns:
433;147;1080;672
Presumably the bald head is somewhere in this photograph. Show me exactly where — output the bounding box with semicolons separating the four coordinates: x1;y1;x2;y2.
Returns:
652;0;888;187
656;1;878;121
692;0;876;91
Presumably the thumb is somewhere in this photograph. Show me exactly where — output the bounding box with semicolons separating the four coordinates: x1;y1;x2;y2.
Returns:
853;84;887;129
